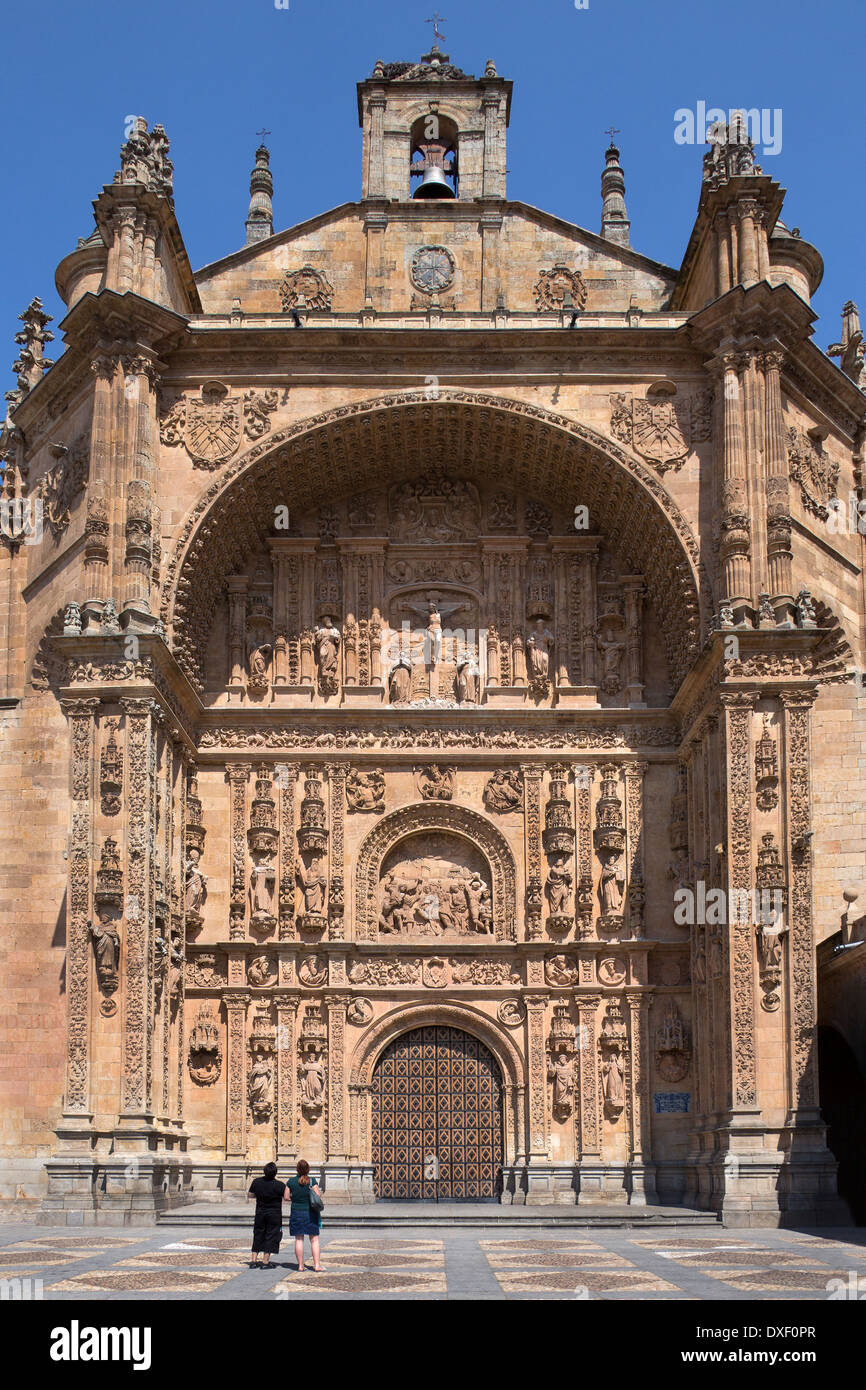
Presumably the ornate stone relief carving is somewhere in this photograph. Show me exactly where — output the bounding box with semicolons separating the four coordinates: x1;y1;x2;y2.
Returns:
346;768;385;812
483;769;523;813
498;999;526;1027
610;391;697;474
347;997;373;1026
159;382;277;468
377;833;492;938
280;265;334;311
754;714;779;810
36;439;88;540
533;264;587;312
248;1006;276;1123
544;953;578;986
595;763;626;937
188;1007;222;1085
654;1001;691;1082
199;721;676;752
298;954;328;987
248;954;277;988
415;765;454;800
389;476;480;542
248;765;278;936
787;425;840;520
99;719;123;816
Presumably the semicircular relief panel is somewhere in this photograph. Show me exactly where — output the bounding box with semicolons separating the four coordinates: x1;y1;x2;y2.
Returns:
378;832;493;938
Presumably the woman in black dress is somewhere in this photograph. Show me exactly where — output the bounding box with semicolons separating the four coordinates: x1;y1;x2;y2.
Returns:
247;1161;289;1268
287;1158;324;1272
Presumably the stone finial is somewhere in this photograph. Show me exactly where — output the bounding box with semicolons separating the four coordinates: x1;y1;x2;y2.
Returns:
5;297;54;411
245;141;274;244
702;110;761;186
117;117;174;197
827;301;865;384
600;138;630;248
484;58;498;77
373;58;385;78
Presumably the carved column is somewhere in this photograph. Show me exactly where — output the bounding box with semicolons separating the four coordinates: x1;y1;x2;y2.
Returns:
721;691;758;1116
327;995;349;1163
522;764;543;940
575;765;594;940
780;690;820;1116
712;349;751;617
579;550;599;689
622;577;645;706
271;550;289;687
576;994;601;1202
118;697;156;1132
737;198;760;285
121;352;160;615
714;210;732;296
525;994;550;1163
626;990;657;1204
328;764;346;939
275;990;300;1160
83;353;117;606
225;991;249;1159
278;763;298;940
763;347;796;624
227;765;251;941
59;699;100;1133
624;761;648;941
227;577;247;690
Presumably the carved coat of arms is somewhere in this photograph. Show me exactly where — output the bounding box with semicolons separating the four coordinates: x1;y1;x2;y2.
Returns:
787;426;840;520
279;265;333;311
533;264;588;312
159;383;278;469
610;392;693;473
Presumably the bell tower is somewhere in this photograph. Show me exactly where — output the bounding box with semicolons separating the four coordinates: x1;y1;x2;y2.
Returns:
357;46;511;202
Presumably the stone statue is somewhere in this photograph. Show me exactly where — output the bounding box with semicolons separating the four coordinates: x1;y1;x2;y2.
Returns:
63;601;82;636
389;659;412;705
378;872;410;934
248;1055;273;1121
456;656;480;704
247;639;271;690
546;855;573;914
89;915;120;991
185;847;207;920
465;874;492;933
314;616;341;690
526;618;553;683
483;769;524;813
599;852;625;914
249;851;277;925
602;1052;624;1113
297;856;327;915
300;1054;325;1106
548;1053;574;1113
425;600;443;665
598;624;626;694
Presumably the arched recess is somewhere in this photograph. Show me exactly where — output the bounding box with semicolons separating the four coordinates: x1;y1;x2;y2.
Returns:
354;801;517;941
349;1000;526;1166
160;389;712;696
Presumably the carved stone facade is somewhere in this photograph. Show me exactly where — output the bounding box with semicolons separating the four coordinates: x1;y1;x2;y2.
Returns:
0;54;860;1226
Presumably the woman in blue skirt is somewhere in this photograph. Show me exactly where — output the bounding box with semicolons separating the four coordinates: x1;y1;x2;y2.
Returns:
287;1158;324;1272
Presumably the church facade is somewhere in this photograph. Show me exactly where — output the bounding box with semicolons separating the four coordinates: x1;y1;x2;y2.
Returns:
1;46;864;1226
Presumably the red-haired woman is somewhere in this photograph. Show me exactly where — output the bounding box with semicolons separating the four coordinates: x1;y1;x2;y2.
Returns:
287;1159;324;1272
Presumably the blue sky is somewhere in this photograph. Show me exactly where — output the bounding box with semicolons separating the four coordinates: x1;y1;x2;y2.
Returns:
2;0;864;382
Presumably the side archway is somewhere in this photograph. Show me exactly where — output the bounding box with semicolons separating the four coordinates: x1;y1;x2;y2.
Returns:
353;801;517;940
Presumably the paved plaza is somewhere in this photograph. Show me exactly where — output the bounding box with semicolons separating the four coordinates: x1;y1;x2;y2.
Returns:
2;1220;864;1301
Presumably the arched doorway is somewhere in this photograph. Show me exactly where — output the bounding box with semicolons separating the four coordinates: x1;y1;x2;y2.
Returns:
372;1025;504;1200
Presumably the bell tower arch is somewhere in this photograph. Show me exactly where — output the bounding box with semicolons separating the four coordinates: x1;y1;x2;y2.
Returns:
357;48;511;201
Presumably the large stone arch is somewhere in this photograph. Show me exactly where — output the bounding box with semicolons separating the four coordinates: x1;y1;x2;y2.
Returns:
349;999;526;1166
354;801;517;940
160;389;712;695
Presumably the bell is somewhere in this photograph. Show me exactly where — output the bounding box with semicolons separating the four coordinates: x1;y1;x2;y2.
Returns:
413;165;456;199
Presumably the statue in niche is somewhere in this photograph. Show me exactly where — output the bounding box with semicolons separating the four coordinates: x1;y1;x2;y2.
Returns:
297;856;328;915
426;600;443;665
456;656;480;704
602;1052;625;1115
598;623;626;695
89;913;121;993
248;1054;273;1121
599;851;625;914
346;768;385;813
548;1053;575;1115
526;618;553;687
483;769;524;813
546;855;573;915
314;615;341;692
247;637;272;692
300;1054;325;1109
168;932;183;1009
465;874;492;933
249;850;277;928
185;846;207;922
389;659;412;705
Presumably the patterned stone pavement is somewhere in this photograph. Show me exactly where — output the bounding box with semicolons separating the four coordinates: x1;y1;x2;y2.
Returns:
1;1223;864;1300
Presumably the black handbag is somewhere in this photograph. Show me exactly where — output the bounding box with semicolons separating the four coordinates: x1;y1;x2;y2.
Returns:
309;1184;324;1213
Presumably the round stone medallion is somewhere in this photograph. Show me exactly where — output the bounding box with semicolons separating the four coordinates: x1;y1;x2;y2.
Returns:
410;245;455;294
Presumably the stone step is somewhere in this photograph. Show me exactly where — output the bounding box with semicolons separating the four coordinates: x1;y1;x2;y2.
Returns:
157;1201;721;1228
